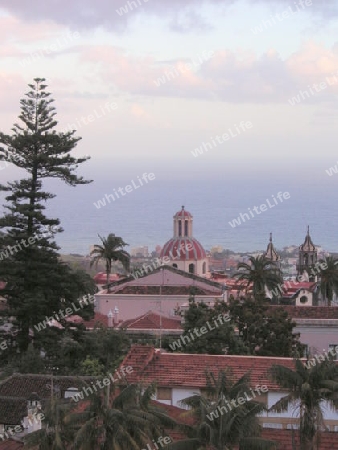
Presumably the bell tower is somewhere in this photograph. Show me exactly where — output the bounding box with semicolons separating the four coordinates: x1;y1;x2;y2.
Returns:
264;233;281;269
173;206;193;238
296;226;317;281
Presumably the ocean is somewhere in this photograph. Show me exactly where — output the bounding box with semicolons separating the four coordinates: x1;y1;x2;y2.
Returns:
1;161;337;255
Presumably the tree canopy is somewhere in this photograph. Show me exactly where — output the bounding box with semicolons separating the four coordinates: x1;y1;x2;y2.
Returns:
0;78;92;352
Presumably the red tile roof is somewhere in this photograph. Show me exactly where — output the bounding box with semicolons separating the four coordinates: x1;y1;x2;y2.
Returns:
64;315;83;324
119;345;296;391
0;440;23;449
82;312;109;329
107;265;223;294
118;311;182;331
0;374;98;427
261;429;337;450
93;273;121;284
0;374;96;399
0;398;27;425
268;306;338;320
151;401;195;426
281;281;317;298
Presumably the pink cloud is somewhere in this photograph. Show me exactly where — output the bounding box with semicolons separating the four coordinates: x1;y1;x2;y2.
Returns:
0;16;66;45
287;42;338;79
79;42;338;104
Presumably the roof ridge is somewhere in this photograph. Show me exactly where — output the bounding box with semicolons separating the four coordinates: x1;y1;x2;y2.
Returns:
7;373;97;380
121;310;153;328
107;265;225;289
156;351;298;361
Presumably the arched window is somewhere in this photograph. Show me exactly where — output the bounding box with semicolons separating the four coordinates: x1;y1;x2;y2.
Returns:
189;263;194;274
184;220;188;236
202;262;206;274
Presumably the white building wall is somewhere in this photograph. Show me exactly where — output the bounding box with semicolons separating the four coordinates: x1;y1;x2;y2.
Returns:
295;289;313;306
294;322;338;356
172;387;200;408
174;259;209;277
155;388;338;425
263;391;300;419
95;294;224;320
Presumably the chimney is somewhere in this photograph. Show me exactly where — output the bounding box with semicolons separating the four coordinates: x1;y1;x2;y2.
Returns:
114;306;119;326
107;309;113;328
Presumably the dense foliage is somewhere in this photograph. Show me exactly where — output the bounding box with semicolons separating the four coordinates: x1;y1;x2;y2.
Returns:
0;79;92;352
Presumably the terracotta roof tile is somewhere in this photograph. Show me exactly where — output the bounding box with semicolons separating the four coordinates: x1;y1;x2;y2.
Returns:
82;313;109;329
119;345;296;391
0;398;27;425
269;306;338;320
262;429;337;450
0;440;24;449
107;265;224;292
93;273;121;284
0;374;96;399
119;311;182;331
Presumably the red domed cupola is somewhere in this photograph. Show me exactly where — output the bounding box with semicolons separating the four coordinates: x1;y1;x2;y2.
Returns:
160;206;208;276
173;206;193;238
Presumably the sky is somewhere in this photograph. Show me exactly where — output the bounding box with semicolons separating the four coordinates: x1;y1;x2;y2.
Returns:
1;0;338;258
0;0;338;183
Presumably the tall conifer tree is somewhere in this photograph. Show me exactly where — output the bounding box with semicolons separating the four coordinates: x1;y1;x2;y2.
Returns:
0;78;92;351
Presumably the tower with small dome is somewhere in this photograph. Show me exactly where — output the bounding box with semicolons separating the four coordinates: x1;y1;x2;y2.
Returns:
160;206;208;276
296;226;318;281
264;233;281;269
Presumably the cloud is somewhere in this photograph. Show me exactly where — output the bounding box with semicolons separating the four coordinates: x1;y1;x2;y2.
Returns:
0;73;27;115
0;15;65;44
76;41;338;104
0;0;336;32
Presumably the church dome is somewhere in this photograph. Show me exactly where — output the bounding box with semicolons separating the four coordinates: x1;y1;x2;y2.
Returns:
160;206;208;276
160;237;206;261
174;207;193;219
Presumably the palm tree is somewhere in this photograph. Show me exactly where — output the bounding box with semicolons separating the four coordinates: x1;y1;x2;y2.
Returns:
235;255;282;300
177;370;276;450
69;383;179;450
269;358;338;450
90;234;130;292
317;256;338;306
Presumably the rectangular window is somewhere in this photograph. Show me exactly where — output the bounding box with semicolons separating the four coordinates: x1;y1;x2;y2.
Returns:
178;222;182;237
328;345;338;360
184;220;188;236
262;423;283;429
157;387;172;401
